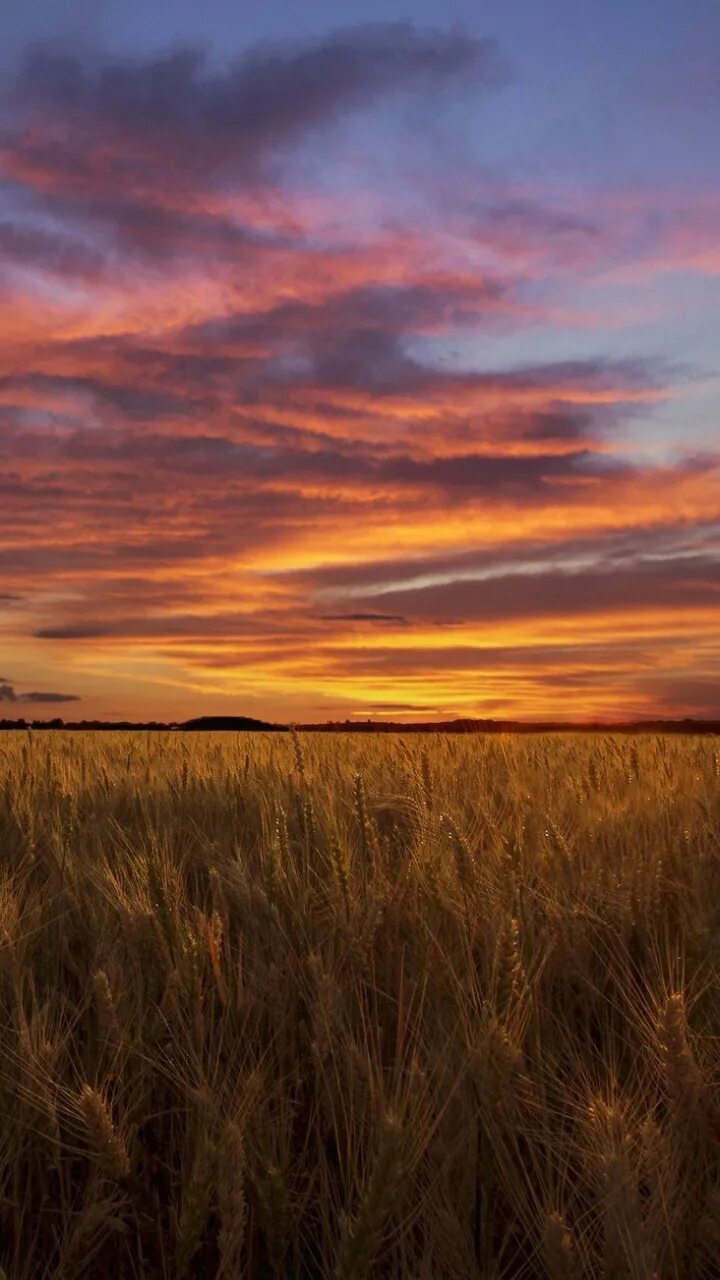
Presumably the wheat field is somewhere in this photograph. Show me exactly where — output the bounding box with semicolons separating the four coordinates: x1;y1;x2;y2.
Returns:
0;729;719;1278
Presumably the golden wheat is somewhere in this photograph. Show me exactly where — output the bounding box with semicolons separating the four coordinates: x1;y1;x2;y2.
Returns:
0;728;717;1277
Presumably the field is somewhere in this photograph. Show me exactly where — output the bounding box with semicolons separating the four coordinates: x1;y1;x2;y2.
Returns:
0;730;719;1279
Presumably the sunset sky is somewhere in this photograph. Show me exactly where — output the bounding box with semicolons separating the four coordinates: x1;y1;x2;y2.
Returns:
1;0;719;722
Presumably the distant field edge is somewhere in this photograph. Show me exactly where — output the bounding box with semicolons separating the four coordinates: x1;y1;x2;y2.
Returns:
0;715;719;734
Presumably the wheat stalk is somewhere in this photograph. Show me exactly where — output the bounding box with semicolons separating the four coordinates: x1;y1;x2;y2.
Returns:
77;1085;130;1180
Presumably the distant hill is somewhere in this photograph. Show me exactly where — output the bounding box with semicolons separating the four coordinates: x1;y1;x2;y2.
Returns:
181;715;286;732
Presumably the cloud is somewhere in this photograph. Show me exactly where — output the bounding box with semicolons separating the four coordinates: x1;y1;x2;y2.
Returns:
319;612;408;625
27;528;720;656
0;26;510;290
287;520;720;596
0;680;79;703
365;703;435;712
189;278;509;353
33;625;112;640
5;26;503;220
22;690;80;703
349;553;720;623
0;218;109;278
14;28;500;143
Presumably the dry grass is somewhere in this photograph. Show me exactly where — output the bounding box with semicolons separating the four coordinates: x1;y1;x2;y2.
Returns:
0;728;719;1278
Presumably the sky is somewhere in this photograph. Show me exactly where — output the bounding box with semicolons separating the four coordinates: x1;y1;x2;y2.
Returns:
1;0;719;722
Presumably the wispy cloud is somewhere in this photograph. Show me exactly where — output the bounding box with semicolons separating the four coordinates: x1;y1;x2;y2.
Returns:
0;680;79;704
